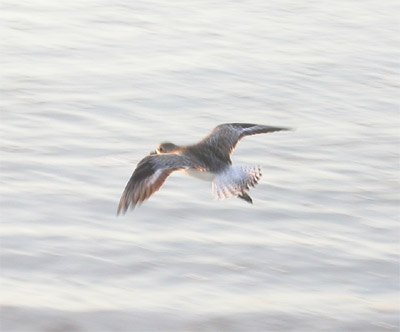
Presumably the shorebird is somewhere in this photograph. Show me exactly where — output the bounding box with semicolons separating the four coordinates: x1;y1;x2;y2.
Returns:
117;123;290;214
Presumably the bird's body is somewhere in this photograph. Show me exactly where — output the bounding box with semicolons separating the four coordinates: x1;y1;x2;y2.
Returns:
117;123;290;214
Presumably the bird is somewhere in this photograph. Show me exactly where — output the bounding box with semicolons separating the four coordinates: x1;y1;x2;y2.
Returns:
117;123;290;214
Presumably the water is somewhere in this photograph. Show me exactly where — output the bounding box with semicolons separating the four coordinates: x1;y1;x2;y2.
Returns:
1;0;399;331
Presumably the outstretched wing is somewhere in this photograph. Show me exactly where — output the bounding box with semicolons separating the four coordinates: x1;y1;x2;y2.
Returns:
200;123;290;158
117;154;194;214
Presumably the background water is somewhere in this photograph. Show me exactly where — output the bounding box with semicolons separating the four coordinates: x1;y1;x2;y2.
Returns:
1;0;399;331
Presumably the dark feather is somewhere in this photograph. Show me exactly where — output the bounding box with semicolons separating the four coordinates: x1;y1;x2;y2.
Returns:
117;154;193;214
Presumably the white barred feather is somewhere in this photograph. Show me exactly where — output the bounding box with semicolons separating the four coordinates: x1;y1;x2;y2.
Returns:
212;166;262;200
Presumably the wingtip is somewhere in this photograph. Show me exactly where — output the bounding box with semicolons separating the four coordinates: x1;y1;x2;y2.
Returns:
117;198;125;216
116;206;124;216
117;200;138;216
117;199;129;216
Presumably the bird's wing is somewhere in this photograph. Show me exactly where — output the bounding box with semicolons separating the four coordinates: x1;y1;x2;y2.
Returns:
117;154;196;214
200;123;290;157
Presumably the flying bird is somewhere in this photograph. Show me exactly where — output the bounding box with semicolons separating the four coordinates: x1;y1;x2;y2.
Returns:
117;123;290;214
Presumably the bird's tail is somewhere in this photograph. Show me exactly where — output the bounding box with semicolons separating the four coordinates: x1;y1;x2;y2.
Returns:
212;165;262;200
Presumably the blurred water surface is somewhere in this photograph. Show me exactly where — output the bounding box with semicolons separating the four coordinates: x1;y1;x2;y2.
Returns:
1;0;399;331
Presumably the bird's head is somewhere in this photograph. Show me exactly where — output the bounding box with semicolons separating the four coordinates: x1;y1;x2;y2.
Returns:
150;142;180;155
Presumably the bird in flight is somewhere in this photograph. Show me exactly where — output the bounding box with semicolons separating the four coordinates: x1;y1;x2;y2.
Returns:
117;123;290;214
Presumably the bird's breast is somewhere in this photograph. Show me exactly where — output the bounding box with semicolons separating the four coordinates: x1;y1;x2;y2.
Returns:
184;168;216;181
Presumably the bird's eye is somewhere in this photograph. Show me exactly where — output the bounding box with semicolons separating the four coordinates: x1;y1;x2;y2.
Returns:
159;147;163;152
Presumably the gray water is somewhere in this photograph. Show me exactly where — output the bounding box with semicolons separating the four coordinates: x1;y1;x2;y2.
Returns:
1;0;399;331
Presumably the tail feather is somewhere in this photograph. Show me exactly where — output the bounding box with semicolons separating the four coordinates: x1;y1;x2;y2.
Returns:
212;166;262;201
